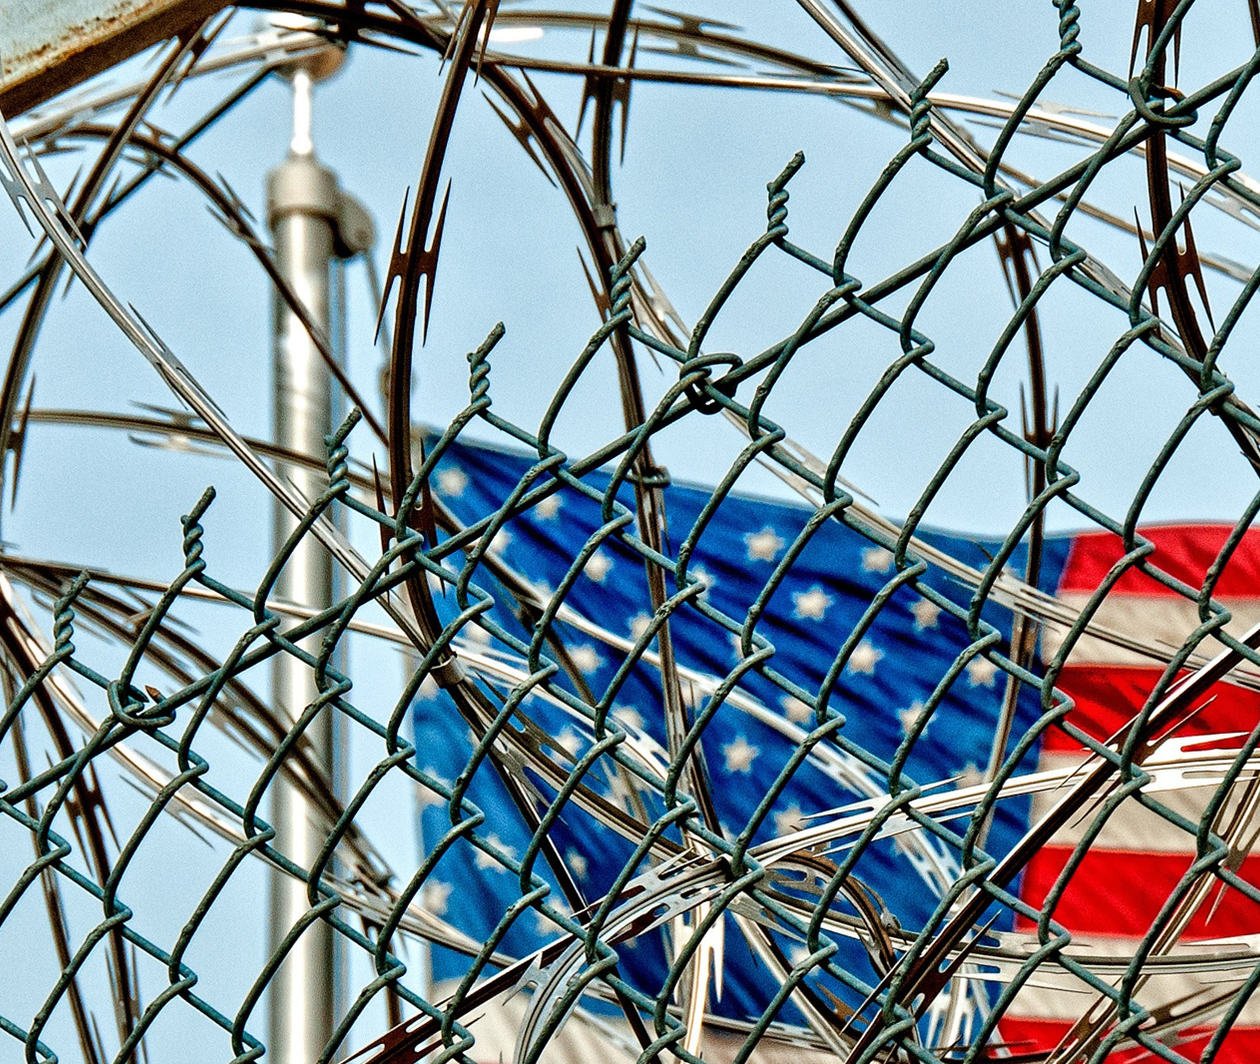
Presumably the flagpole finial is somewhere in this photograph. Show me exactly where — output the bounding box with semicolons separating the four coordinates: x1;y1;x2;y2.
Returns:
262;13;346;157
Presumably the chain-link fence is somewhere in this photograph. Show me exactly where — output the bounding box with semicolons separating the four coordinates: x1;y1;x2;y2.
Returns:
4;2;1260;1062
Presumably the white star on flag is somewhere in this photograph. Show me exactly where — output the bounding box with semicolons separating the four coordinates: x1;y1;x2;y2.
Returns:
488;528;512;556
565;847;589;880
780;694;812;724
436;466;468;497
899;701;927;734
629;613;652;640
773;803;807;836
584;550;613;583
966;656;998;687
605;769;641;809
861;546;894;573
569;644;603;675
418;766;453;809
612;704;643;731
792;585;833;620
722;734;760;772
910;598;941;630
744;526;785;562
422;879;452;916
957;762;985;788
417;785;445;810
691;565;716;596
474;833;516;872
848;640;883;675
534;494;562;520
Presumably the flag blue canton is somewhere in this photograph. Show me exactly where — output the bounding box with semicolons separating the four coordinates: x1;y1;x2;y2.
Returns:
413;437;1070;1021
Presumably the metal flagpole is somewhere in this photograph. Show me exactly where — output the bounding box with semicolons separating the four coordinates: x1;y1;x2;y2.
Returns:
265;21;372;1063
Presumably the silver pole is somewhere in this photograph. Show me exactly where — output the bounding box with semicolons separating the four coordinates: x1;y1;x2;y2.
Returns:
264;26;371;1063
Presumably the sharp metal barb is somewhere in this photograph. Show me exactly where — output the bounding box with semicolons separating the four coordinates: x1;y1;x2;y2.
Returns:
4;7;1260;1064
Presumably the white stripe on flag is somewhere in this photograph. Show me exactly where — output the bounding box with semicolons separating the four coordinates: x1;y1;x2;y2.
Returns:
432;981;846;1063
1041;594;1260;667
992;934;1260;1023
1029;752;1244;853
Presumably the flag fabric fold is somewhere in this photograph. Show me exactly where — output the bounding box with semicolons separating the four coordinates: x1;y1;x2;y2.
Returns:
411;435;1260;1061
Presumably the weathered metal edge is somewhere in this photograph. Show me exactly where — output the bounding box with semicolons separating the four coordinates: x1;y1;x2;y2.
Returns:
0;0;228;117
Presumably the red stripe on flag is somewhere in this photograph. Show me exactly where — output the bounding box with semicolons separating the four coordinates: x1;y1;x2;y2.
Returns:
1059;525;1260;597
1017;847;1260;938
1043;664;1260;753
1012;526;1260;1055
995;1017;1260;1063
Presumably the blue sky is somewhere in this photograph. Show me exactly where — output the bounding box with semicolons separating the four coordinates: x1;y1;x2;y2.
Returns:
5;2;1260;1059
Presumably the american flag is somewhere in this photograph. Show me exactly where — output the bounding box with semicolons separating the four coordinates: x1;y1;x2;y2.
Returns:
411;436;1260;1062
1002;525;1260;1060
